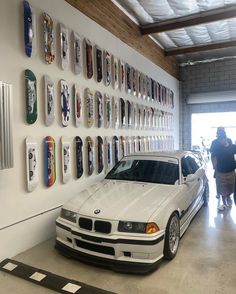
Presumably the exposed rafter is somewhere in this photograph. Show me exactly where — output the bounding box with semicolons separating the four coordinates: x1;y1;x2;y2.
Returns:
165;40;236;56
140;5;236;35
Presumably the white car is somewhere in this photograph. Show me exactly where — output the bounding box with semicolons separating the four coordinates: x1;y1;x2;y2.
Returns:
55;151;209;273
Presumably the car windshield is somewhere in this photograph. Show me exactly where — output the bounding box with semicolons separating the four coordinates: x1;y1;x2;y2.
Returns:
105;159;179;185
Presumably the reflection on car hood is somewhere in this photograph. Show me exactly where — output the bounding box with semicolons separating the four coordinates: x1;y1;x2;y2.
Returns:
64;180;182;221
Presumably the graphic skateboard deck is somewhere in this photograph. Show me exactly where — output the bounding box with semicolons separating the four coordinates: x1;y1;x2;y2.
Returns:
125;63;131;93
95;45;103;83
60;23;69;70
44;136;56;187
131;67;136;96
119;60;125;91
60;79;70;127
73;31;82;74
75;136;83;178
61;136;71;184
120;98;126;128
97;136;103;174
146;76;151;101
25;69;37;124
112;136;119;165
44;75;55;126
85;88;94;128
151;79;155;102
85;38;93;79
104;94;111;128
112;56;119;89
73;84;82;127
43;12;55;64
137;105;141;129
104;137;112;173
137;136;141;152
112;97;119;129
143;106;147;129
25;137;38;192
23;0;36;57
133;103;137;129
95;91;103;128
104;50;111;86
142;74;147;100
127;100;132;128
87;136;94;176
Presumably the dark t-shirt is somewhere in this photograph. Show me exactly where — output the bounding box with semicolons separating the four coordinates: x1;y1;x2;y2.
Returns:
211;142;236;173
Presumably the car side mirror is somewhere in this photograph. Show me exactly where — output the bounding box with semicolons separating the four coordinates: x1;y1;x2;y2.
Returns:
184;174;197;183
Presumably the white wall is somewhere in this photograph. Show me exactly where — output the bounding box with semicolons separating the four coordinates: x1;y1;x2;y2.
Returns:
0;0;179;261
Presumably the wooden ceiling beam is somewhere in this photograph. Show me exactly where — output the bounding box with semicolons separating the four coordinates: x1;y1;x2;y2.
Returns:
165;40;236;56
140;5;236;35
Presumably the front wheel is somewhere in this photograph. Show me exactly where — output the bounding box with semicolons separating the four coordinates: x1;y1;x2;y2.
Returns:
164;212;180;260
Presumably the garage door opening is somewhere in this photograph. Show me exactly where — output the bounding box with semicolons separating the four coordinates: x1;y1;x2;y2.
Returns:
191;112;236;152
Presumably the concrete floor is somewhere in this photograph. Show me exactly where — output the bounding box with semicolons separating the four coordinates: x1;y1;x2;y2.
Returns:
0;167;236;294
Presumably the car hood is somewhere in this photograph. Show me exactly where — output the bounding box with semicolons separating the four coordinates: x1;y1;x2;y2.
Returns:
64;180;182;222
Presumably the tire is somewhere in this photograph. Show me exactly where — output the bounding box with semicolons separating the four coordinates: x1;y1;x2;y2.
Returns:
164;212;180;260
203;182;209;207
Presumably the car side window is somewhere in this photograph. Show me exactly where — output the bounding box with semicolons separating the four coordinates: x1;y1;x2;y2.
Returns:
186;156;199;173
181;158;190;177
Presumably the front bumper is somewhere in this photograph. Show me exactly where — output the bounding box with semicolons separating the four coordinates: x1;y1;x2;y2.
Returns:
55;219;165;274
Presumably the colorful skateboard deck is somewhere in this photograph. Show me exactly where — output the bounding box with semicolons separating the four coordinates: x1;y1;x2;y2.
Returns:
127;100;132;128
120;98;125;128
44;75;55;126
43;12;55;64
25;137;38;192
75;136;83;178
95;45;103;83
85;88;94;128
104;50;111;86
112;97;119;129
25;69;37;124
95;91;103;128
112;56;119;89
60;23;69;70
125;63;131;93
87;136;94;176
23;0;36;57
104;137;112;173
73;84;82;127
85;38;93;79
104;94;111;128
97;136;103;174
61;136;71;184
112;136;119;165
44;136;56;187
60;79;70;127
73;31;82;74
119;60;125;91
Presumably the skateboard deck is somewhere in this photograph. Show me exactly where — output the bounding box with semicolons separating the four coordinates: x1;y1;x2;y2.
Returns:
142;74;147;100
131;67;136;96
127;100;132;128
60;23;69;70
151;79;155;102
95;91;103;128
112;56;119;89
23;0;36;57
137;136;141;152
104;50;111;86
43;12;55;64
44;75;55;126
95;45;103;83
75;136;83;178
143;106;147;129
25;69;37;124
133;103;137;129
112;136;119;165
137;105;141;129
73;31;82;74
125;63;131;93
85;38;93;79
104;137;112;173
112;97;119;129
60;79;70;127
147;107;151;129
137;71;142;98
61;136;71;184
87;136;94;176
104;94;111;128
44;136;56;187
120;136;126;158
120;98;126;128
119;60;125;92
25;137;38;192
85;88;94;128
146;76;151;101
97;136;103;174
73;84;82;127
151;107;155;129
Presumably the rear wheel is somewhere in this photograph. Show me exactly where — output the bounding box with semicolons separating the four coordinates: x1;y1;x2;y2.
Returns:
203;182;209;207
164;212;180;260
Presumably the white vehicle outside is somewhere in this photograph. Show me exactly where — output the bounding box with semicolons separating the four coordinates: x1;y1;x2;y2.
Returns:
56;151;209;273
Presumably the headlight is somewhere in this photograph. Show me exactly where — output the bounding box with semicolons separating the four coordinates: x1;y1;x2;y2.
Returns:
61;208;77;223
118;221;159;234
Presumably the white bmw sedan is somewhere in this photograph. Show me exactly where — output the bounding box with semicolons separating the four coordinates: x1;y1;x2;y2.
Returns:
56;151;209;273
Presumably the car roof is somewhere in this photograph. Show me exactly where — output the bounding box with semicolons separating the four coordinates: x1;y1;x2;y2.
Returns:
123;150;190;160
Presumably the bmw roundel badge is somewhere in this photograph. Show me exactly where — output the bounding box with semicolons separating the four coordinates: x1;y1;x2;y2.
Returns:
94;209;101;214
